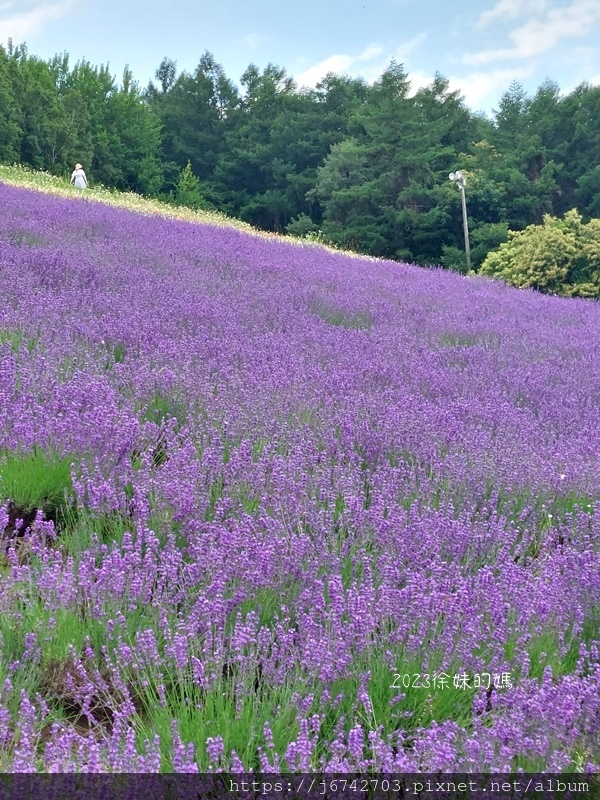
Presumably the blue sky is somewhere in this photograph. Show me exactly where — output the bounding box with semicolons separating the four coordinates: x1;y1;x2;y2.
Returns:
1;0;600;115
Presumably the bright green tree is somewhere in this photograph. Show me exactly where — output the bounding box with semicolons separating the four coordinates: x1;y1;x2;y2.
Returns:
171;160;213;210
480;209;600;298
6;44;73;170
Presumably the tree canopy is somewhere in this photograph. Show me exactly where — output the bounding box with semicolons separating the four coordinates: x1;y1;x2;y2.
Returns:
480;210;600;298
1;40;600;296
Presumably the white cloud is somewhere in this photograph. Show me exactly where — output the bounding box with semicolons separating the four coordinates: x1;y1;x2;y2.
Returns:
0;0;75;42
243;33;264;50
296;34;426;89
360;43;385;61
562;68;600;94
296;54;357;86
447;66;534;110
392;31;427;62
466;0;600;65
477;0;549;28
296;43;385;87
404;69;436;96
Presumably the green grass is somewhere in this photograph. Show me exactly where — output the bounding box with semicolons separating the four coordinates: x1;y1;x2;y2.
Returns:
138;392;188;431
0;162;375;261
311;302;373;330
103;340;127;369
5;229;46;247
0;447;75;528
438;332;501;348
129;660;300;770
0;327;41;355
331;649;480;736
225;584;300;635
61;508;134;558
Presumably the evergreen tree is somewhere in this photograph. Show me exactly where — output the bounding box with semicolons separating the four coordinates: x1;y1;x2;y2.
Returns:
0;45;22;163
1;38;600;281
147;51;237;198
214;63;298;229
555;83;600;217
171;160;212;209
313;64;476;262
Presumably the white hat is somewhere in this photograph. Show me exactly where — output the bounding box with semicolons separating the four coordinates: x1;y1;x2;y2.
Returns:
75;163;82;169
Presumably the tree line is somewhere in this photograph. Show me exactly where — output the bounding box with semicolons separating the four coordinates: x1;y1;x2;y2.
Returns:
1;40;600;272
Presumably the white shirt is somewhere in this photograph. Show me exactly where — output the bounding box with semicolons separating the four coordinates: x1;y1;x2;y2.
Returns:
71;168;88;188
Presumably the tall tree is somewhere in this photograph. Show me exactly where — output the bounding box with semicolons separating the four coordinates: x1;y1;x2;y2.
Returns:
214;63;299;229
154;57;177;94
554;83;600;218
312;65;477;262
147;51;238;198
0;44;22;163
107;66;164;194
7;44;72;170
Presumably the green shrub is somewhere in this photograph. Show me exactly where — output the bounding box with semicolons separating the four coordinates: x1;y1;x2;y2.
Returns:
0;448;74;528
285;213;318;238
170;161;214;211
479;210;600;298
442;222;509;274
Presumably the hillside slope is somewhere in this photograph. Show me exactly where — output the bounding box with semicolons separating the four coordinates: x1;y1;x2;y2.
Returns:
0;179;599;772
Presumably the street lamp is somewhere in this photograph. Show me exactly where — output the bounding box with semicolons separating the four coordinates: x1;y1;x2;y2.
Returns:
449;170;471;273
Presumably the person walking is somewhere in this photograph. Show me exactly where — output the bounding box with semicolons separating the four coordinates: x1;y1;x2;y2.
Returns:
70;163;88;189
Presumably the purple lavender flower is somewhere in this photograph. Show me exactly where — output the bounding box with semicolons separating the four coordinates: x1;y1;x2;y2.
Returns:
0;182;599;772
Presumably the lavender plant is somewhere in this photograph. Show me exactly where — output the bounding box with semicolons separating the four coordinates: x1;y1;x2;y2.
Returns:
0;181;599;772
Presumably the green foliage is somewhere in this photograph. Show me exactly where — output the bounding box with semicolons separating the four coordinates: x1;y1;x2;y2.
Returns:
470;222;510;265
480;209;600;297
154;57;177;94
148;51;239;201
0;327;40;354
3;42;600;273
443;222;509;274
139;392;188;435
63;509;132;557
171;160;213;210
285;212;318;237
309;69;477;263
0;448;74;523
575;165;600;218
0;43;164;194
311;302;372;330
0;47;21;162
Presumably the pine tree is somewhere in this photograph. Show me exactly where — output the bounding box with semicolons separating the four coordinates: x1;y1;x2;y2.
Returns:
172;160;212;210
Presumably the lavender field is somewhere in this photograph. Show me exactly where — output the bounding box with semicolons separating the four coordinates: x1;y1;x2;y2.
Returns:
0;181;599;773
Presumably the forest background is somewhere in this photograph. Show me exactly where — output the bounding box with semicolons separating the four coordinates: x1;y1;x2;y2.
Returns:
1;40;600;273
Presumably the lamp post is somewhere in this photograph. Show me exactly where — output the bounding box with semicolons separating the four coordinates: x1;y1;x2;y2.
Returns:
449;170;471;273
